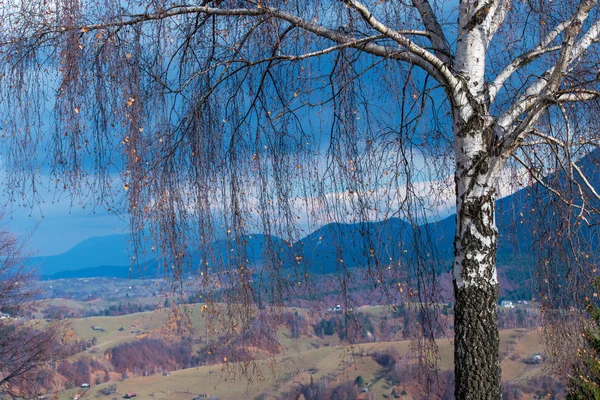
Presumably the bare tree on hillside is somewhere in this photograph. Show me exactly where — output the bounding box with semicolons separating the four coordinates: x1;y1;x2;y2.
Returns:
2;0;600;398
0;225;66;398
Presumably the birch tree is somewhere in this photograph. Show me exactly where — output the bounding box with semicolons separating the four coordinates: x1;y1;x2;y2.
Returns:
2;0;600;398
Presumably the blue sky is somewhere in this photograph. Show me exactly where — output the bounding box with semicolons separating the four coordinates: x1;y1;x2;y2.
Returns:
3;198;127;256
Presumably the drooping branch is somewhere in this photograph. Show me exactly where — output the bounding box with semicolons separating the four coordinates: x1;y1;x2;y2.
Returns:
510;97;600;225
511;152;590;218
3;2;460;96
162;34;387;94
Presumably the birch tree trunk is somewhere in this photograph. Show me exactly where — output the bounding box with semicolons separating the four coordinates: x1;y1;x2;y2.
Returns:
453;136;501;399
453;4;502;397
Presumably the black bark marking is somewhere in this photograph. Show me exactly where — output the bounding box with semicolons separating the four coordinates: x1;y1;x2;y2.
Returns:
456;193;497;285
464;1;493;31
453;133;500;398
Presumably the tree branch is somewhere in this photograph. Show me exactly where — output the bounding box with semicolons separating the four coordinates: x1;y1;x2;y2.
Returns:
571;160;600;202
511;152;589;218
5;3;460;92
494;1;599;121
494;6;600;161
556;89;600;102
487;0;512;40
343;0;458;88
520;128;600;147
489;45;561;102
411;0;452;63
545;0;598;94
170;34;386;94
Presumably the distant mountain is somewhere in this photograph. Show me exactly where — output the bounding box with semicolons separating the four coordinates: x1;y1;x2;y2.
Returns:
186;233;290;272
294;218;415;274
31;226;229;276
33;149;600;290
29;234;147;276
34;231;286;278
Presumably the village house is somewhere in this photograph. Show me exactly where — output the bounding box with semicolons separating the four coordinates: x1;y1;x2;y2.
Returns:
500;301;515;308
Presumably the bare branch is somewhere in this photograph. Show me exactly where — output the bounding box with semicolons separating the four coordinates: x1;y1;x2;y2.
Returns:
545;0;598;94
511;152;586;214
487;0;512;40
411;0;452;63
344;0;458;88
496;2;600;132
556;89;600;102
170;34;386;94
489;45;561;102
494;15;600;163
5;3;459;91
571;160;600;202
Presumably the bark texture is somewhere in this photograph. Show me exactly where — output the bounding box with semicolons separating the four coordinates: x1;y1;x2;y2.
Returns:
453;118;501;399
453;188;501;399
454;281;501;399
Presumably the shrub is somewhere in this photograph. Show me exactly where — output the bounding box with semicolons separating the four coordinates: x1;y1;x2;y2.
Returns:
99;384;117;396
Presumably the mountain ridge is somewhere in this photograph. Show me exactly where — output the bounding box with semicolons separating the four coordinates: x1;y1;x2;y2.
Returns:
32;149;600;290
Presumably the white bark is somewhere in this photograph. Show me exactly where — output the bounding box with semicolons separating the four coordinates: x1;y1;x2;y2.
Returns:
346;0;458;88
453;124;499;289
487;0;512;40
451;1;503;290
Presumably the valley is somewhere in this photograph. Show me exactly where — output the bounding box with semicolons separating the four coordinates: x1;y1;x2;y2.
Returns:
25;290;555;400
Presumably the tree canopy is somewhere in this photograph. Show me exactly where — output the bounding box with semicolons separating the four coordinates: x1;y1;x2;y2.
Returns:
3;0;600;397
